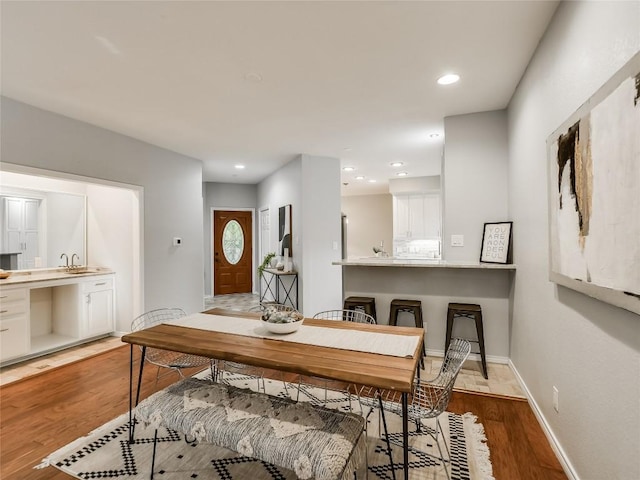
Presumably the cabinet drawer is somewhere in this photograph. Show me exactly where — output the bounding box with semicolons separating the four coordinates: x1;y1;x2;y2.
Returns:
0;301;27;318
82;277;114;293
0;315;29;361
0;287;28;304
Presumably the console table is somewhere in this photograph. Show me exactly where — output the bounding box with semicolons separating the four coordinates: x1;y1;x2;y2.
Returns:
259;268;298;309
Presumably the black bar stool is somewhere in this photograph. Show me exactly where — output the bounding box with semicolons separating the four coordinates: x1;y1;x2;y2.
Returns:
343;296;377;321
445;303;488;379
389;299;426;368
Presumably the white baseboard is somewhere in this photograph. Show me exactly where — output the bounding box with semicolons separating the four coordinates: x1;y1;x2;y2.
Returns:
508;360;580;480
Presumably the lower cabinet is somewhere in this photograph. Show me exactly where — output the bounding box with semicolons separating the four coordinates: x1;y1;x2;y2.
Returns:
0;286;30;362
82;278;115;338
0;273;116;365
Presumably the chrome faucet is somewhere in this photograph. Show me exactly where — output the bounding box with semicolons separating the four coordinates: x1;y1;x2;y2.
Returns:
71;254;80;269
60;253;69;268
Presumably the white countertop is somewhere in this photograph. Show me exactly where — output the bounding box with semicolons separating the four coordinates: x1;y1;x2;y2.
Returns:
0;267;114;286
333;258;516;270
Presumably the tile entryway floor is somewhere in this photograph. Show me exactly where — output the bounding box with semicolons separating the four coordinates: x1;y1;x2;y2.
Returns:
0;293;525;398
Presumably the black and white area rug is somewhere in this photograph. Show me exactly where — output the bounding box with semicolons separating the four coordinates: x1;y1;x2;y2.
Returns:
37;372;494;480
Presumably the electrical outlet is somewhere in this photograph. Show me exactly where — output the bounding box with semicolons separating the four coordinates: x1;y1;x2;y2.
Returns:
553;386;559;412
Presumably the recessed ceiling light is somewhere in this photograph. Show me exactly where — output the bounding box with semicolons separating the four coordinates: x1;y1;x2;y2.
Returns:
390;162;404;167
437;73;460;85
342;166;355;172
234;164;245;169
396;172;408;177
355;175;365;180
368;179;377;183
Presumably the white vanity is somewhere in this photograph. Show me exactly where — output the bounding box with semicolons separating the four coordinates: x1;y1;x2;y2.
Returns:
0;268;115;366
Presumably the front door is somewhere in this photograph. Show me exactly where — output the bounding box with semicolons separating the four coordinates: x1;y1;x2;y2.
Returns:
213;210;252;295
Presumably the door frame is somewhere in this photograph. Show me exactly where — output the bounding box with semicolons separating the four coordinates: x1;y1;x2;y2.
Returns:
211;207;256;296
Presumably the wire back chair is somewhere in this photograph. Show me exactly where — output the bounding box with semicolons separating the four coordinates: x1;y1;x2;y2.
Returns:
294;309;376;408
358;337;472;480
131;308;216;382
248;302;296;313
217;303;297;394
313;309;376;324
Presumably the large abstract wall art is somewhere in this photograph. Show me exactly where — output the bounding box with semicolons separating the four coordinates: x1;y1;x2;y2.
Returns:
547;51;640;315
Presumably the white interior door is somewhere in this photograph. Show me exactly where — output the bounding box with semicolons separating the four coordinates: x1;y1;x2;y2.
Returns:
259;207;270;261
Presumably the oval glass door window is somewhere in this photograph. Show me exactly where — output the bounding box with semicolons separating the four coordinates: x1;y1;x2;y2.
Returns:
222;220;244;264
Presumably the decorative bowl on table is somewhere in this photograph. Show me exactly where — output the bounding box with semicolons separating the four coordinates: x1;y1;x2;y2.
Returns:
0;269;11;279
261;307;304;334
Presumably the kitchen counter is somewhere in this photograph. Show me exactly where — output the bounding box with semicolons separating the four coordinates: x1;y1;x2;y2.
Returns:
0;267;116;366
333;258;516;270
335;258;515;361
0;267;113;285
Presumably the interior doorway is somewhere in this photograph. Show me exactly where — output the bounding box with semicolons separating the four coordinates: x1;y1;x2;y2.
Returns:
213;210;253;295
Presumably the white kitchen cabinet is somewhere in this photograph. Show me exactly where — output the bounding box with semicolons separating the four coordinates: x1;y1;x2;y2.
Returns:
393;194;441;240
1;270;116;366
82;277;115;337
2;196;40;269
0;286;30;362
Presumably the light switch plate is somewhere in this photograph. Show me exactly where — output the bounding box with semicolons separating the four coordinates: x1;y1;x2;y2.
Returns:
451;234;464;247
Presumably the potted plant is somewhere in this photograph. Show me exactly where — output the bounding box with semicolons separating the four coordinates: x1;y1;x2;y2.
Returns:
258;252;276;277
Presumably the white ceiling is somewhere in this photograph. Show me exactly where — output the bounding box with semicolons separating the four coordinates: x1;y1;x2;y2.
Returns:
1;1;558;195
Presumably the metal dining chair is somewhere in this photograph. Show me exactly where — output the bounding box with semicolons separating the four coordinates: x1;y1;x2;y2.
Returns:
294;309;376;408
216;303;296;394
130;308;216;382
313;308;376;324
357;337;472;480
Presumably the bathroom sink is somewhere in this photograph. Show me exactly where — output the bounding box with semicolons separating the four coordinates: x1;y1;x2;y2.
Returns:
65;267;99;274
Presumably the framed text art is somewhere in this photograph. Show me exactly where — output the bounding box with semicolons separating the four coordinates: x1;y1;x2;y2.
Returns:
480;222;513;264
278;204;292;257
547;51;640;315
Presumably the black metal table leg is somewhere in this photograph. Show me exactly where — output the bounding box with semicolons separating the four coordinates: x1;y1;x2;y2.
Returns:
402;392;409;480
128;345;146;443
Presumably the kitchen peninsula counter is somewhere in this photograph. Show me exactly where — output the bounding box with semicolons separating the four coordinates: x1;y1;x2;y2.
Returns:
333;258;516;270
334;258;515;362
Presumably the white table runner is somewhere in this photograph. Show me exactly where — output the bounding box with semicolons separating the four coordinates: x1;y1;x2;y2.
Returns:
165;313;421;358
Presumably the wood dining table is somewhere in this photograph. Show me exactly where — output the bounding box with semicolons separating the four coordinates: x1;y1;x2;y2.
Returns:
121;307;424;480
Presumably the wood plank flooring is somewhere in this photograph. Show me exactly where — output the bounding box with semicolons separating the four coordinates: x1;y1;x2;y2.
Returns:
0;345;567;480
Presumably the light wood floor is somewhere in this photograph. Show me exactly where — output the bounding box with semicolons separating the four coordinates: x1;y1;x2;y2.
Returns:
0;345;566;480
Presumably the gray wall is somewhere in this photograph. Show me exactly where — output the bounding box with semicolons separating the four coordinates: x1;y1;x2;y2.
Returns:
341;194;393;259
508;2;640;479
203;182;258;297
443;110;509;262
1;97;205;315
257;154;342;316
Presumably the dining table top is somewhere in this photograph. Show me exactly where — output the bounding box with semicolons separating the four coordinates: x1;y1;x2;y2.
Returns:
121;307;424;393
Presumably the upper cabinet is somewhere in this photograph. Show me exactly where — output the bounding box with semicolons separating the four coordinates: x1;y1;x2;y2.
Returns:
393;193;441;258
393;194;441;240
2;196;40;269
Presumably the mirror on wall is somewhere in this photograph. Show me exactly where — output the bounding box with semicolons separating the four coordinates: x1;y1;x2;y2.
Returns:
0;173;87;270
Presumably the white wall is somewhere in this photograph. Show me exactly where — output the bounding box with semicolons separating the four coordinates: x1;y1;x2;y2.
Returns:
257;159;304;310
203;182;258;296
508;2;640;479
299;154;343;316
443;110;509;262
341;194;393;259
86;183;140;332
257;155;342;316
1;97;205;315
